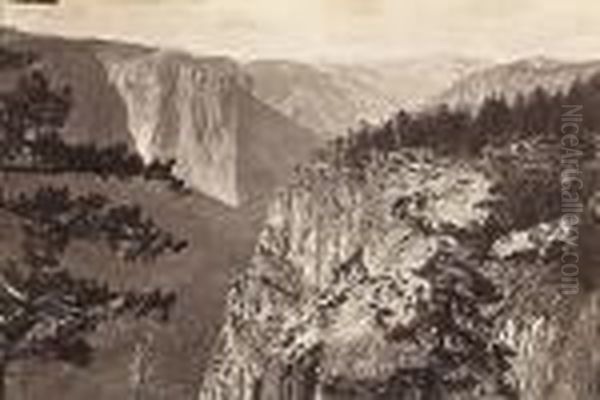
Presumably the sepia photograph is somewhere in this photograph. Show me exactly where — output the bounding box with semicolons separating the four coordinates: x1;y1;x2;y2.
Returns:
0;0;598;399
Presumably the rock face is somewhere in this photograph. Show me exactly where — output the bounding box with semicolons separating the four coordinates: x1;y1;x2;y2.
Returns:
104;51;247;206
437;57;600;110
199;142;600;400
101;49;320;207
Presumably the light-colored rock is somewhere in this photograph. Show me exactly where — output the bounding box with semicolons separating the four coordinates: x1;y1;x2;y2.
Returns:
106;51;245;206
199;143;600;399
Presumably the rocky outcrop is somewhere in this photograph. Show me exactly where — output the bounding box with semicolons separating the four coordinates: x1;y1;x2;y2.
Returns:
104;51;247;206
199;143;600;399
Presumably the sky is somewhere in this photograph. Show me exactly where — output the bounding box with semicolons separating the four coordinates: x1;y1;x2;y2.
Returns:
3;0;600;62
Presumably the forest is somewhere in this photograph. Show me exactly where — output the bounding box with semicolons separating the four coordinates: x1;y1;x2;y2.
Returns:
327;74;600;167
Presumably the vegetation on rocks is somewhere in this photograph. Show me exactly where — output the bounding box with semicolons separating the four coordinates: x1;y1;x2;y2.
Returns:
200;73;600;400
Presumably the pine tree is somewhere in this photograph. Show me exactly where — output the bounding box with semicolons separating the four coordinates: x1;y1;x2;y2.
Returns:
0;59;186;400
386;242;515;399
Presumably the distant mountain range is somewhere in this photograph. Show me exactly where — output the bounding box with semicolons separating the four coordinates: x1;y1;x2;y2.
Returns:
246;57;487;138
438;56;600;110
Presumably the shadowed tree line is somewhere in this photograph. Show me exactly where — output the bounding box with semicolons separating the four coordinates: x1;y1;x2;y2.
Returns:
0;47;37;72
324;74;600;170
0;186;188;267
0;50;188;399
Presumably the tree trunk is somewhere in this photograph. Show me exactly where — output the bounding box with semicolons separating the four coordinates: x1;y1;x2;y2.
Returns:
0;363;6;400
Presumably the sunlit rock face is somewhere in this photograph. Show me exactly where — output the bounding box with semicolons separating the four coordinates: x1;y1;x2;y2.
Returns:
103;50;318;207
199;144;600;400
105;51;247;206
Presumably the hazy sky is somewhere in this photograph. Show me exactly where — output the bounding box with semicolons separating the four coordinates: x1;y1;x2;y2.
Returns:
3;0;600;62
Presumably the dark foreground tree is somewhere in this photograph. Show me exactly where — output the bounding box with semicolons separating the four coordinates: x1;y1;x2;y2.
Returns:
0;52;187;399
0;186;186;399
0;259;176;400
0;186;188;266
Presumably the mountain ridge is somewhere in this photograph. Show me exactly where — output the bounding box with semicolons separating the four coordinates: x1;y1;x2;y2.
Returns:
245;57;488;138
